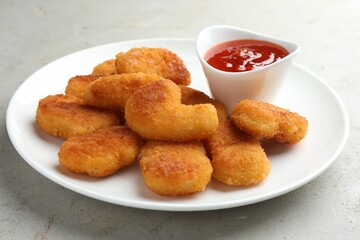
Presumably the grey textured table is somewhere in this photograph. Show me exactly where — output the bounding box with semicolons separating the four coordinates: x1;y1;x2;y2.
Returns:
1;1;359;239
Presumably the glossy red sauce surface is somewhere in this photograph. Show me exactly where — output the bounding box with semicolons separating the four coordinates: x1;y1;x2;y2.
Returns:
205;39;289;72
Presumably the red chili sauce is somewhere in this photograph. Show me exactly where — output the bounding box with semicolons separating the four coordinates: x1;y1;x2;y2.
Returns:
205;39;289;72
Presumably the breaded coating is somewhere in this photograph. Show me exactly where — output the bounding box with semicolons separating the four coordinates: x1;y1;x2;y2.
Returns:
83;73;164;111
230;100;308;144
59;126;142;177
92;59;117;75
115;47;191;86
125;79;219;142
180;85;228;122
206;120;270;186
36;94;119;139
65;74;102;98
139;140;213;196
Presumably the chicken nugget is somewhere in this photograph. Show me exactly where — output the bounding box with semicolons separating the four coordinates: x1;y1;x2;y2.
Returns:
230;100;308;144
125;79;219;142
139;140;212;196
180;85;228;122
92;59;117;75
59;126;142;177
36;94;119;139
115;47;191;86
65;74;102;98
206;120;270;186
83;73;164;111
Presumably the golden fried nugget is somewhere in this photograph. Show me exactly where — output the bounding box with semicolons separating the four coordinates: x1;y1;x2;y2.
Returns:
59;126;142;177
180;85;228;122
206;120;270;186
115;47;191;85
230;100;308;144
125;79;219;142
36;94;119;139
83;73;164;111
65;74;102;98
139;140;212;196
179;86;227;157
92;59;117;75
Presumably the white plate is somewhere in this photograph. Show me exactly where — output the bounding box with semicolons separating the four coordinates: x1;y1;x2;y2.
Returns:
6;39;349;211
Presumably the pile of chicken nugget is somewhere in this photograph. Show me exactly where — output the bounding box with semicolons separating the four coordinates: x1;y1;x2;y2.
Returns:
35;47;308;197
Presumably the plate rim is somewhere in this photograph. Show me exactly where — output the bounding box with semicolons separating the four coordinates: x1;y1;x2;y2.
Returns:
6;38;349;211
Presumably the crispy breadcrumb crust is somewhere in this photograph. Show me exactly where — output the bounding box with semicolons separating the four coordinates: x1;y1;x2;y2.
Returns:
139;140;212;196
36;94;119;139
92;59;117;75
125;79;219;142
206;120;270;186
65;74;102;98
231;100;308;144
83;73;164;111
115;47;191;86
58;126;142;177
180;85;228;122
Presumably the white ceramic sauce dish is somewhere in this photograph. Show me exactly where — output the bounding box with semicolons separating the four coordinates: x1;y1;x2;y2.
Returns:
196;25;300;113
